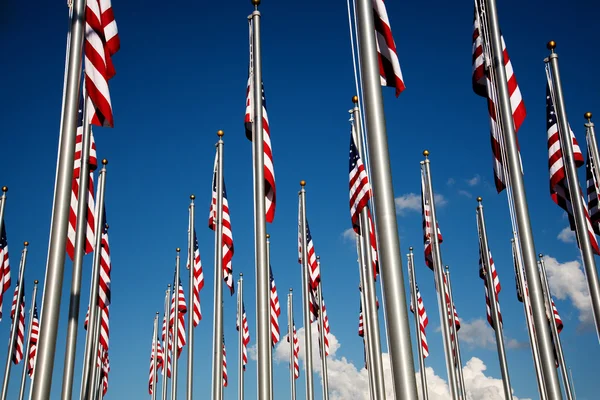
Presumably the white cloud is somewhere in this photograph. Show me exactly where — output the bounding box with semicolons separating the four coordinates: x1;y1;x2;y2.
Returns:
342;228;356;242
457;319;527;350
248;344;258;361
447;178;456;186
466;175;481;187
395;193;446;215
434;194;448;207
557;227;576;243
458;190;472;198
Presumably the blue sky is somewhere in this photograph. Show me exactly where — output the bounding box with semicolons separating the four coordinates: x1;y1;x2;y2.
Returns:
1;0;600;398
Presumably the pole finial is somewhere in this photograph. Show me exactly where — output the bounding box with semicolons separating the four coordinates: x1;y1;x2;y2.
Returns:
547;40;556;51
352;95;359;104
24;241;29;247
156;311;159;315
239;272;243;277
409;246;413;251
266;233;270;239
477;196;483;202
585;112;593;121
190;194;195;200
423;150;429;157
102;159;108;165
168;283;171;288
539;253;543;258
445;265;449;270
217;130;224;137
176;248;180;252
300;180;306;187
289;287;293;292
316;255;320;260
34;280;39;284
251;0;260;5
1;186;7;193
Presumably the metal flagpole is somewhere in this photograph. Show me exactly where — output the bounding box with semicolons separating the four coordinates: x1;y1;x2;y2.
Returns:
569;368;576;400
80;160;107;400
266;235;273;400
538;255;574;400
353;0;417;397
162;285;171;400
152;313;159;400
211;131;225;400
407;249;429;400
19;281;39;400
546;43;600;342
299;182;314;400
238;274;244;400
585;114;600;213
287;290;296;400
351;100;386;399
62;83;93;400
315;263;329;400
0;187;7;239
444;267;466;399
476;198;512;399
171;249;181;400
31;0;86;395
0;242;28;400
421;154;459;399
186;195;195;400
482;1;563;396
356;236;376;395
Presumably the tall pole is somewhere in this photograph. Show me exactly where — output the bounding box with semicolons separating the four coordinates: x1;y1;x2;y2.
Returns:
161;285;171;400
266;235;273;400
19;281;39;400
547;42;600;341
287;290;296;400
353;0;418;396
356;236;376;394
351;98;386;398
0;187;7;239
152;313;159;400
315;263;329;400
444;267;466;399
482;1;563;396
407;249;428;400
237;274;244;400
80;160;107;400
299;182;314;400
31;0;86;395
171;249;181;400
186;195;195;400
211;131;225;400
538;255;574;400
476;198;512;398
585;113;600;188
569;368;576;400
422;154;458;399
1;242;28;400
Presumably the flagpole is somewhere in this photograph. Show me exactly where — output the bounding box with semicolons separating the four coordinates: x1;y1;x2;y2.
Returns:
211;131;225;400
0;187;7;238
476;198;512;398
421;154;459;399
186;195;195;400
287;290;296;400
88;305;102;400
538;255;574;400
80;160;107;400
407;249;428;400
266;236;274;400
569;368;576;400
0;242;28;400
152;313;159;400
315;262;329;400
585;113;600;200
162;285;171;400
444;267;466;399
237;274;244;400
356;236;376;394
171;249;181;400
299;182;314;400
18;281;39;400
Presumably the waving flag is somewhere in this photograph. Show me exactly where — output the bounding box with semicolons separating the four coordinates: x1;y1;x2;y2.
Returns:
0;225;9;320
190;230;204;326
27;302;39;376
10;283;25;364
410;286;429;358
287;322;299;379
269;267;280;345
373;0;405;96
236;302;250;370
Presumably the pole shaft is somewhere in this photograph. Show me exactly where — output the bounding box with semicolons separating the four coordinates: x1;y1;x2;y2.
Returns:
356;237;376;394
238;276;244;400
171;251;181;400
19;283;38;400
288;292;296;400
407;252;429;400
585;121;600;220
316;281;329;400
0;192;7;246
152;315;158;400
162;286;171;400
186;201;195;400
477;204;512;399
299;188;314;400
444;270;466;399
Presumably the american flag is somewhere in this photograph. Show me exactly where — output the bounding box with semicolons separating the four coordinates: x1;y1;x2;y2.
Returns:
546;81;600;255
27;302;39;376
442;275;460;331
84;306;89;330
367;208;379;279
410;286;429;358
309;287;320;322
287;321;299;379
189;230;204;326
512;244;525;303
0;225;9;321
420;170;442;270
479;249;503;328
349;129;371;230
100;350;109;396
169;278;187;357
236;302;250;370
586;148;600;234
358;303;364;337
222;338;228;387
472;6;526;192
148;331;160;395
318;297;330;357
10;282;25;364
85;0;120;127
372;0;405;96
98;306;110;361
245;28;276;223
161;313;172;378
297;206;320;289
98;218;111;309
209;157;235;295
270;267;280;345
550;298;564;333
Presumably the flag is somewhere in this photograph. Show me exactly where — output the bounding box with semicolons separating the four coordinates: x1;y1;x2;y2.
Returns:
148;331;160;395
297;206;320;289
190;230;204;326
421;171;442;270
367;208;379;279
98;216;111;309
358;303;364;337
98;306;110;360
85;0;120;127
550;298;564;333
84;306;89;330
169;278;187;356
472;7;526;192
586;150;600;234
236;302;250;370
546;82;600;255
161;313;172;378
318;297;330;357
410;286;429;358
27;302;39;376
349;129;371;230
222;338;228;387
10;283;25;364
479;249;503;328
512;245;524;303
287;321;299;379
100;350;109;396
208;157;235;295
442;275;460;331
309;287;320;322
372;0;405;96
0;225;9;320
269;267;280;345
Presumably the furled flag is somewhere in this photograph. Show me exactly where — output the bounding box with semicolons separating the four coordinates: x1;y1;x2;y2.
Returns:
367;208;379;279
27;302;39;377
479;249;503;328
410;286;429;358
245;25;276;222
472;5;526;192
309;286;320;322
100;350;109;396
546;81;600;255
84;306;89;330
10;282;25;364
269;267;280;345
161;313;172;378
209;156;235;295
586;148;600;234
85;0;120;127
421;171;442;270
98;217;111;310
222;338;228;387
287;322;300;379
349;129;371;230
98;306;110;362
358;303;364;337
372;0;405;96
236;302;250;370
148;331;160;395
169;278;187;356
442;275;460;331
189;230;204;326
0;225;9;321
297;207;320;289
550;298;564;333
512;245;524;303
318;297;330;357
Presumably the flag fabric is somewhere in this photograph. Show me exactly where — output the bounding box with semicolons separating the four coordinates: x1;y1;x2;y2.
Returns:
586;149;600;234
410;287;430;358
442;275;460;331
148;332;159;395
222;338;228;387
99;349;109;396
479;249;503;328
421;171;442;270
309;287;320;322
27;302;39;377
269;267;281;345
546;82;600;255
169;278;187;356
358;303;364;337
318;297;330;357
372;0;405;96
550;298;564;333
367;208;379;279
85;0;120;127
98;306;110;363
236;302;250;370
161;313;172;378
84;306;89;330
349;129;371;230
0;225;9;321
512;246;524;303
297;208;320;289
472;8;526;192
98;217;111;309
208;157;235;295
190;230;204;326
10;283;25;364
287;322;300;379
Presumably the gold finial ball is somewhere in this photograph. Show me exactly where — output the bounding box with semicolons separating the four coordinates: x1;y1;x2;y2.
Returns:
266;233;270;239
1;186;7;193
176;247;181;252
251;0;260;5
547;40;556;50
477;196;483;202
217;130;224;137
34;280;39;284
423;150;430;157
300;180;306;187
190;194;195;200
24;241;29;246
352;95;359;104
585;112;593;120
102;159;108;165
409;246;413;251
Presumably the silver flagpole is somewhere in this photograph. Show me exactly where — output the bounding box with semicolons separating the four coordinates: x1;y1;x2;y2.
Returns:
18;281;39;400
0;187;7;239
249;1;271;398
186;195;195;400
444;267;466;399
353;0;417;397
512;239;547;400
211;131;225;400
407;249;429;400
171;249;181;400
476;198;512;398
80;160;107;400
356;236;376;394
569;368;576;400
351;98;386;398
287;290;296;400
266;235;273;400
0;242;29;400
31;0;86;395
546;42;600;341
299;182;314;400
238;274;244;400
585;113;600;203
538;255;574;400
162;285;171;400
315;260;329;400
482;1;562;395
421;154;458;399
62;83;93;400
152;313;159;400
